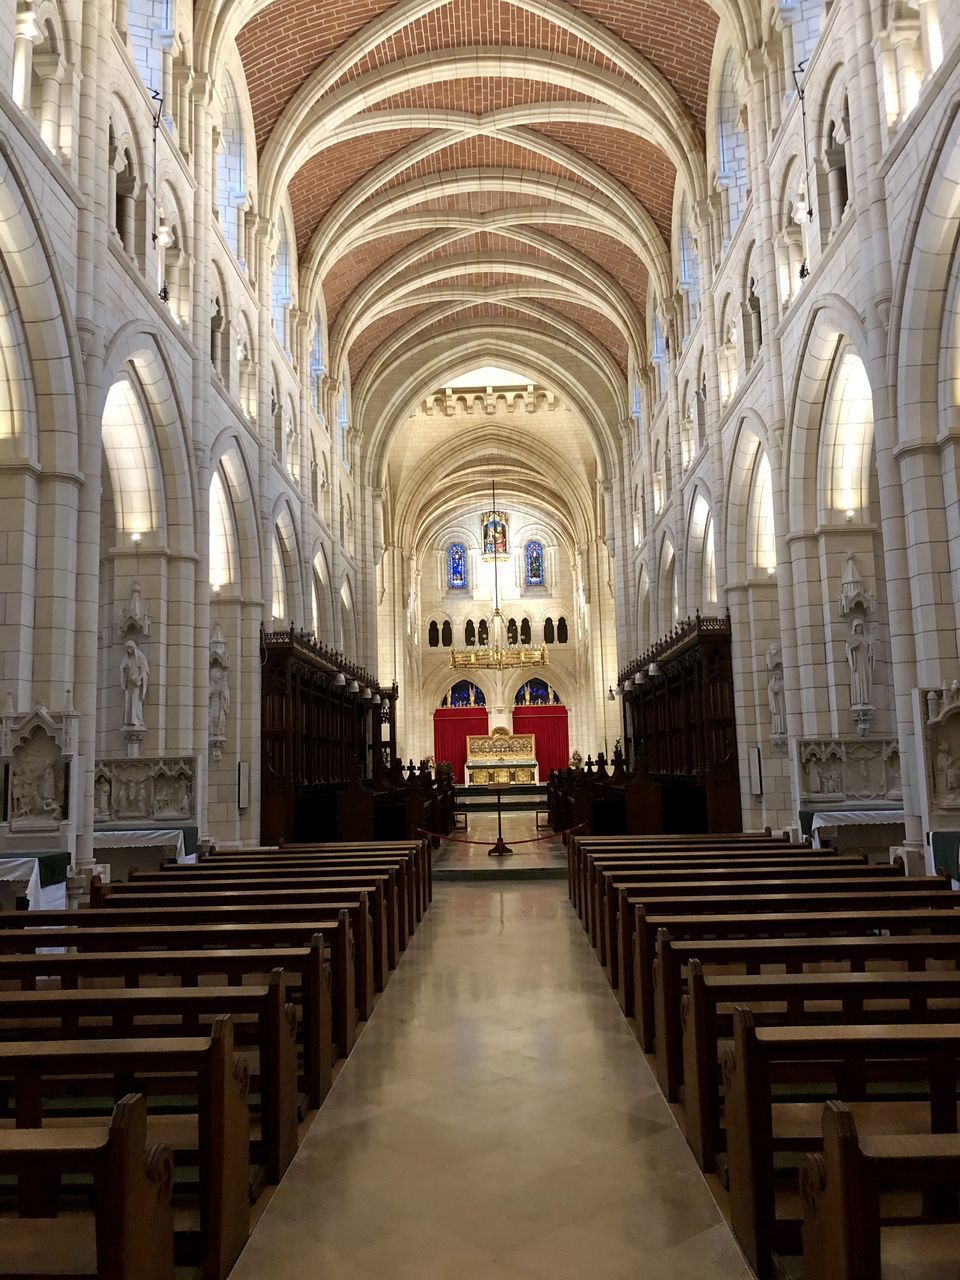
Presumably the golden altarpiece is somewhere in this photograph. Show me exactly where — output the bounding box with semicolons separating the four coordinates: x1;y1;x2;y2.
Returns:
465;726;538;785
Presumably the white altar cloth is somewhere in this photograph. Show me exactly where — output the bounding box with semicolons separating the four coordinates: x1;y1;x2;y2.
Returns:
811;809;906;848
0;857;68;910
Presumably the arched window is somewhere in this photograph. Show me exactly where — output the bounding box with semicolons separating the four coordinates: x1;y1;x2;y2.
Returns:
515;679;560;705
338;386;349;468
543;617;555;645
125;0;172;97
209;470;238;591
661;542;678;626
749;451;777;575
678;199;700;338
444;680;485;708
464;619;476;646
703;516;717;605
630;369;644;453
447;542;467;590
524;539;545;587
507;617;518;645
478;618;489;646
101;375;163;537
557;617;568;644
214;70;245;258
520;618;531;645
818;348;874;522
716;49;748;241
651;308;667;404
271;532;287;622
310;310;324;414
428;620;439;648
271;214;291;349
441;620;452;647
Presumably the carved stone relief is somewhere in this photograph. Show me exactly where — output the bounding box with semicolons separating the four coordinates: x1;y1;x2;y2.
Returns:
2;698;78;836
8;726;66;828
798;737;901;806
94;757;196;823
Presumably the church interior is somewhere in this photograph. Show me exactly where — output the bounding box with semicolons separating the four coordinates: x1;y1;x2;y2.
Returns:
3;0;960;1276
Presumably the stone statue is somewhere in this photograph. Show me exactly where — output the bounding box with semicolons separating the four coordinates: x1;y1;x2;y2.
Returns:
209;664;230;740
845;618;875;708
120;640;150;730
765;643;786;737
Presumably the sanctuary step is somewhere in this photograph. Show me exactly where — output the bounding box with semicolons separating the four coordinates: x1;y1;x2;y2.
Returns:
454;783;547;814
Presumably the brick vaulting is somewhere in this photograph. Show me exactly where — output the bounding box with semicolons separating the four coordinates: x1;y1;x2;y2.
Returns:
236;0;717;384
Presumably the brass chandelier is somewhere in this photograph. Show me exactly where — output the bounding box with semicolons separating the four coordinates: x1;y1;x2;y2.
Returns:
449;475;548;672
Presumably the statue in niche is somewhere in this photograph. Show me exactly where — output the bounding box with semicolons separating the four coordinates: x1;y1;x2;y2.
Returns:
936;741;958;793
845;618;875;708
95;775;111;819
209;665;230;741
806;758;823;793
765;643;787;737
120;640;150;730
9;729;65;824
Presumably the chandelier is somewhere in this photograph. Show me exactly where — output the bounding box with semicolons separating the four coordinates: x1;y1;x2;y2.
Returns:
449;475;549;672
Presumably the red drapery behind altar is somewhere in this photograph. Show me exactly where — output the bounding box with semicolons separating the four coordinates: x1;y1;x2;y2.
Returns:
511;705;570;779
433;707;489;783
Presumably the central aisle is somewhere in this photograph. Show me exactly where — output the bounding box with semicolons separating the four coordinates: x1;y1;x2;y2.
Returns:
229;883;754;1280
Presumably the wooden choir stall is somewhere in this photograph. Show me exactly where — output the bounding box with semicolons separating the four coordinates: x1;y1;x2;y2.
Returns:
620;614;742;834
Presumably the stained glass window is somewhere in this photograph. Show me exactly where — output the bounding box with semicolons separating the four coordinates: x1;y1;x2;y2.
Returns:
447;543;467;590
524;540;545;587
444;680;485;708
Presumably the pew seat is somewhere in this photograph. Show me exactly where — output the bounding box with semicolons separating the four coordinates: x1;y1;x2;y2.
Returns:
801;1102;960;1280
0;1094;175;1280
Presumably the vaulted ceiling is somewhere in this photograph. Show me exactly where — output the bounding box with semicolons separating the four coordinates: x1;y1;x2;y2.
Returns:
232;0;726;434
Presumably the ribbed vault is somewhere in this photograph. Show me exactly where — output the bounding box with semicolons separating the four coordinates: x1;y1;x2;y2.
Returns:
223;0;742;447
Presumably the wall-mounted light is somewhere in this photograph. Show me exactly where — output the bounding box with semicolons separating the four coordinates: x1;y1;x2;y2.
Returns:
333;671;346;687
766;565;777;577
607;686;616;701
361;686;372;700
648;662;660;678
131;532;142;544
348;679;360;694
845;509;856;523
212;583;221;595
372;693;381;706
624;678;634;692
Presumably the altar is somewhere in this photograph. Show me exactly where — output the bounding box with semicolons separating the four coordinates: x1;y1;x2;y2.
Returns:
464;728;539;786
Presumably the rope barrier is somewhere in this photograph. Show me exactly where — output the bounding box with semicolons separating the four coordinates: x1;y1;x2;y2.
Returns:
416;822;583;847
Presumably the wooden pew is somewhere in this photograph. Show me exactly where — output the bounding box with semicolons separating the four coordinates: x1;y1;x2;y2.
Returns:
683;965;960;1173
568;830;793;909
0;1093;175;1280
576;847;849;934
194;854;420;940
633;904;960;1052
0;939;333;1109
654;931;960;1118
212;840;430;923
149;858;414;952
0;971;298;1183
0;916;356;1059
588;856;885;949
800;1102;960;1280
604;868;918;986
0;1015;250;1280
114;868;402;967
723;1011;960;1277
279;839;432;908
93;883;390;996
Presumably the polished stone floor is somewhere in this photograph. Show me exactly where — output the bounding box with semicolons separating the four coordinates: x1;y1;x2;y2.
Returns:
435;810;567;873
229;883;753;1280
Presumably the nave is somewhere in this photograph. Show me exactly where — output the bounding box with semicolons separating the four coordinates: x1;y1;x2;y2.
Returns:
230;881;752;1280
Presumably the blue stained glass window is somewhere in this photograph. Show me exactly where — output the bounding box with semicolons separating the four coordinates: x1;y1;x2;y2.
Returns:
447;543;467;590
525;540;544;587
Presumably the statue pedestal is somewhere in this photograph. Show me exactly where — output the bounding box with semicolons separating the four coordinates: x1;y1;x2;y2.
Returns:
122;728;145;758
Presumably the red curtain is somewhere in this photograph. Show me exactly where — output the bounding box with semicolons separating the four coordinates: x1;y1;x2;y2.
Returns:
512;705;569;779
433;708;489;783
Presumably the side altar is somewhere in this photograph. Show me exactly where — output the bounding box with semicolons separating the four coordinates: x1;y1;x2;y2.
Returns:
465;727;538;786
